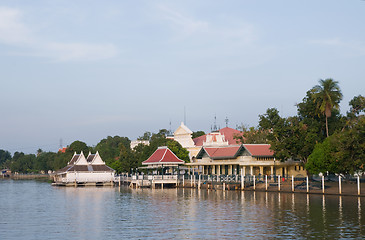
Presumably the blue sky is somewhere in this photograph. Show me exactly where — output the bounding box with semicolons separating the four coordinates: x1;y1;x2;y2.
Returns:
1;1;364;154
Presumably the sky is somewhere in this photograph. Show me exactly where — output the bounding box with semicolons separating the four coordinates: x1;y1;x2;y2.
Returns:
1;0;364;154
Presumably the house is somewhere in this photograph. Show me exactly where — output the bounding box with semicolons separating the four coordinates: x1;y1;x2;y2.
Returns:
172;122;242;160
142;146;185;173
172;122;306;177
186;144;306;177
130;140;150;150
53;151;115;186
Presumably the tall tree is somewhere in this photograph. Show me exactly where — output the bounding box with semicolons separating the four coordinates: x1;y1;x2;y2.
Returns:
312;78;343;137
0;150;11;167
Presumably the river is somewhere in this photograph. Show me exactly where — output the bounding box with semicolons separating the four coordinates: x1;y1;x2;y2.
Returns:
0;179;364;239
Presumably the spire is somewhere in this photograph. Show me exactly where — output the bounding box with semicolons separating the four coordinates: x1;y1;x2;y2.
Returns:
211;115;218;132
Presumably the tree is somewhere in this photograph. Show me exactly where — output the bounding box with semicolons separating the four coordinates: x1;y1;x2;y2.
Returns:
67;141;90;154
137;132;152;141
10;152;36;173
94;136;130;165
234;126;269;144
0;149;11;167
34;152;57;172
306;115;365;175
305;137;336;174
192;131;205;139
312;78;343;137
347;95;365;119
167;140;190;162
119;144;135;173
258;108;317;163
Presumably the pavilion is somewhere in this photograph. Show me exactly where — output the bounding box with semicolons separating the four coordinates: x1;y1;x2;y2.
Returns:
53;151;115;186
141;146;185;174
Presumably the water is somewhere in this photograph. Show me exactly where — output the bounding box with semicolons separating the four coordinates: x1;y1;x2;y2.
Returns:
0;180;364;239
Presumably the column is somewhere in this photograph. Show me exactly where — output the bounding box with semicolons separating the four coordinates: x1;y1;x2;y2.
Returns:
271;166;274;176
212;165;216;175
229;165;233;175
202;165;205;175
218;165;221;176
242;166;246;176
259;166;264;175
250;166;253;176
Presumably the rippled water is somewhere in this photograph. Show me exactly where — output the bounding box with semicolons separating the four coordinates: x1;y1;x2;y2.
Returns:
0;179;364;239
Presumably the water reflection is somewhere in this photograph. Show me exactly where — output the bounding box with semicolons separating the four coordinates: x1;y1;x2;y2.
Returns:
0;180;365;239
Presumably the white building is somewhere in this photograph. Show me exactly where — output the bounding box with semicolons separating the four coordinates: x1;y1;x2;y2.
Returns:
130;140;150;150
53;151;115;186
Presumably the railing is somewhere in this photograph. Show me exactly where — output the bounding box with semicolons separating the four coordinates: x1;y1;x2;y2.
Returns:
130;175;178;180
116;173;365;196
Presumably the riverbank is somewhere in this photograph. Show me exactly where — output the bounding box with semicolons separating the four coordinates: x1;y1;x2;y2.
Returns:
3;174;51;180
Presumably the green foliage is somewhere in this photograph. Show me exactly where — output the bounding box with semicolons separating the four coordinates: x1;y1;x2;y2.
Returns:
312;78;343;137
192;131;205;139
0;149;11;167
306;116;365;175
34;152;57;172
305;138;336;174
10;152;36;173
167;140;190;162
137;132;151;140
348;95;365;119
94;136;130;165
67;140;91;154
234;126;269;144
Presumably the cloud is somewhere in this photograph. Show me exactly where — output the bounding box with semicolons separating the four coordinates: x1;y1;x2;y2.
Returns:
158;5;257;46
159;5;209;37
0;6;118;61
44;42;118;62
0;7;33;45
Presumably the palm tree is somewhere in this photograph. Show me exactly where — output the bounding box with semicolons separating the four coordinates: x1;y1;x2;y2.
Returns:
312;78;343;137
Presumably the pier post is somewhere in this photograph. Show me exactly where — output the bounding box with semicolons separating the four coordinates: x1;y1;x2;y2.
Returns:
278;175;280;191
306;176;309;193
339;175;342;194
265;175;268;191
253;175;256;190
182;175;184;187
292;175;294;192
322;175;325;194
198;174;201;189
358;175;361;195
241;173;244;190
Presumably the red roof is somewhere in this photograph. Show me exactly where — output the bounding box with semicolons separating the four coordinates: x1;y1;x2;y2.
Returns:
193;127;242;146
204;146;241;159
142;147;185;165
243;144;274;157
58;147;67;153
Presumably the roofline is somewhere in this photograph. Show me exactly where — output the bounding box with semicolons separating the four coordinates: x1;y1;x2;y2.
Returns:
142;161;185;165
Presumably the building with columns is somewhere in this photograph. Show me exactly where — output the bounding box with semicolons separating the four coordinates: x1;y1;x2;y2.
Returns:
186;144;306;177
172;122;306;177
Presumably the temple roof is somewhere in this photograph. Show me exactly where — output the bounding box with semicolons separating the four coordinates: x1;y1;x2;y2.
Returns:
193;127;241;146
243;144;274;157
197;145;243;159
142;146;185;165
57;151;114;173
174;122;193;135
196;144;274;160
